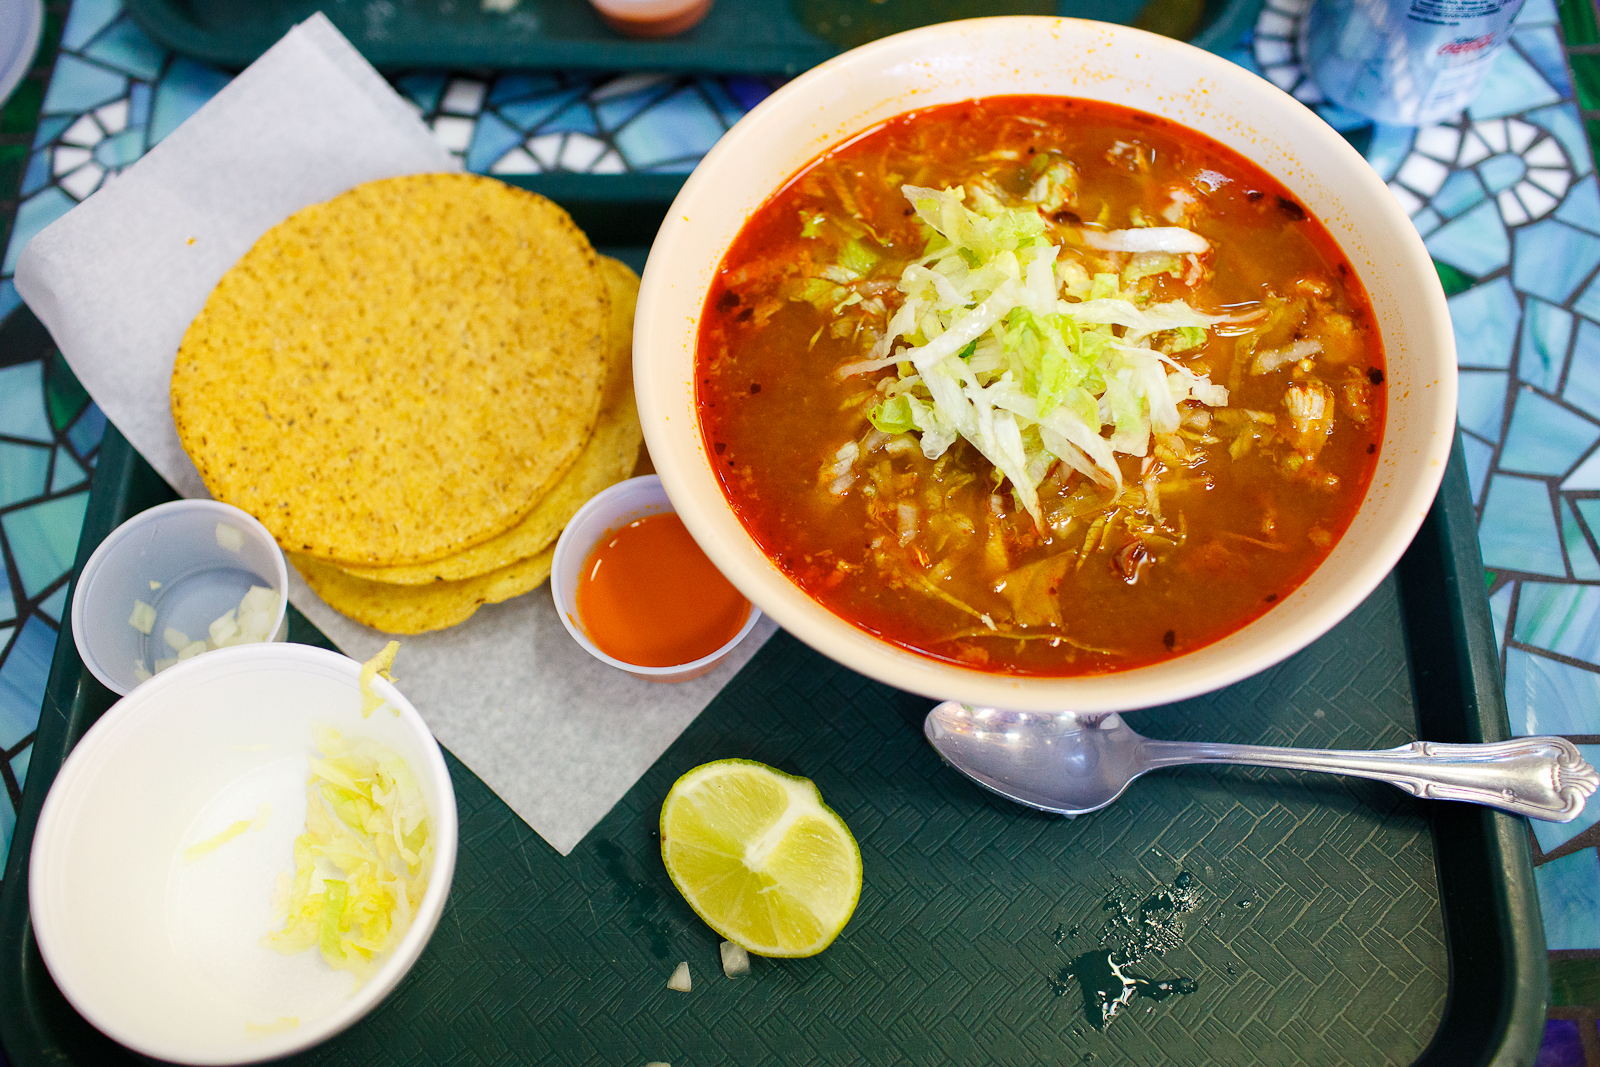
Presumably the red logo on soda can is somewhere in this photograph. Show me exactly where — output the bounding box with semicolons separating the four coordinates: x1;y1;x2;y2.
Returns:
1439;34;1495;56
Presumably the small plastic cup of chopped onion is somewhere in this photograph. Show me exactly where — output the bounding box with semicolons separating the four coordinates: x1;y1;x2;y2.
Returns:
71;499;290;696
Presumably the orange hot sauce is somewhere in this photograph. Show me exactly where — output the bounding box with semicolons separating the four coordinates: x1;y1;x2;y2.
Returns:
575;512;750;667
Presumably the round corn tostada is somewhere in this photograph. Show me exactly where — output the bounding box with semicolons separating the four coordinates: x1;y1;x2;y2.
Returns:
339;256;643;586
292;256;645;633
171;172;610;567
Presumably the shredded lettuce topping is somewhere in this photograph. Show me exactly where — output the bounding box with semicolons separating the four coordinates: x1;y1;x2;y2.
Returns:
850;185;1231;527
262;724;430;984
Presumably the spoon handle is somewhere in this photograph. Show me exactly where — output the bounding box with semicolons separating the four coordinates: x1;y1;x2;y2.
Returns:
1137;736;1600;822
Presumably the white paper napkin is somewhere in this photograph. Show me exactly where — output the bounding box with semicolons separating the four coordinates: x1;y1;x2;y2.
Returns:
14;13;775;855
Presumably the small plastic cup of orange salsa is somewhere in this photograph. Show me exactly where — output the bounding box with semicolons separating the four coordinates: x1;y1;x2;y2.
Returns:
551;475;762;682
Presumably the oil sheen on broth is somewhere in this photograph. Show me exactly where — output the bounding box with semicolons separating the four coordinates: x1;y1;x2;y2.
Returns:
696;97;1385;676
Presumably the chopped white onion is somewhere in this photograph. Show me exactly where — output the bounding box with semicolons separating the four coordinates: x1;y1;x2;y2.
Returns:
1080;226;1209;254
128;599;156;635
720;941;750;978
667;961;691;992
164;626;191;652
1250;338;1321;376
215;522;245;552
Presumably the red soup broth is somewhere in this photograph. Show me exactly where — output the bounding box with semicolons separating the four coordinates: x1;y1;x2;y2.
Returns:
696;96;1385;677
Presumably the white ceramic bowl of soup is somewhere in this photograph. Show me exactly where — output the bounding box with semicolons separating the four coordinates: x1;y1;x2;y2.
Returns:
29;643;457;1064
635;16;1456;712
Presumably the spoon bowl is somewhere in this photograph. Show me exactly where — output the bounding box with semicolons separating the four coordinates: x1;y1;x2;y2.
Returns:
924;703;1600;822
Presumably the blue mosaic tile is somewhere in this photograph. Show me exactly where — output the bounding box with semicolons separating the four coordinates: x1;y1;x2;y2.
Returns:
0;283;17;323
61;0;122;52
1319;102;1373;133
1450;277;1519;368
0;574;13;625
700;79;745;129
1481;152;1527;194
395;73;446;113
466;112;523;173
1534;847;1600;949
20;148;47;197
0;442;50;509
10;746;29;791
1500;389;1598;475
1411;207;1442;237
1556;175;1600;235
1528;103;1592;178
724;76;773;113
616;87;727;169
30;115;71;151
1364;123;1414;183
1513;26;1570;98
82;16;165;81
1;492;89;599
0;364;54;445
40;55;128;116
1434;168;1489;220
1426;200;1511;278
1512;219;1600;304
1462;431;1494;504
0;616;53;751
500;87;587;132
128;79;152;128
1573;273;1600;323
1505;648;1600;735
488;73;561;107
1533;745;1600;855
540;100;600;137
1537;1019;1584;1067
1468;44;1563;121
1566;319;1600;415
1577;498;1600;537
48;447;84;493
1480;473;1566;576
35;585;68;626
1517;300;1572;391
92;127;144;170
1515;582;1600;658
599;84;679;131
150;58;230;145
66;403;105;456
4;187;75;275
1458;369;1511;441
1562;501;1600;579
1490;581;1513;652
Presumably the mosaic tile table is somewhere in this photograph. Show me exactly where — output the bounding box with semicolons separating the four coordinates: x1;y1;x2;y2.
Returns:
3;0;1600;1061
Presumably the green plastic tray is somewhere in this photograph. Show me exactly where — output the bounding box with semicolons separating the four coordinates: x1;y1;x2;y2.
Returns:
0;177;1545;1066
122;0;1263;74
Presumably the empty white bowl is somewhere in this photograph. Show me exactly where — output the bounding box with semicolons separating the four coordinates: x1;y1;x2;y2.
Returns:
29;643;458;1065
72;499;290;696
552;475;762;682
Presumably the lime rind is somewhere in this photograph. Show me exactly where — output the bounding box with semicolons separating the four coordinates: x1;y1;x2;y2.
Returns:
660;758;862;958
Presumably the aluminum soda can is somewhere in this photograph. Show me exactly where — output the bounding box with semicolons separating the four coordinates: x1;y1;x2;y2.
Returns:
1298;0;1527;125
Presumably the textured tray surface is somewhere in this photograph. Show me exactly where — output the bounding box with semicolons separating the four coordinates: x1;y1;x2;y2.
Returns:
122;0;1262;72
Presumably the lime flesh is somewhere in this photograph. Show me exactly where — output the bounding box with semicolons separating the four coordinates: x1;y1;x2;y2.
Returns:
660;759;862;957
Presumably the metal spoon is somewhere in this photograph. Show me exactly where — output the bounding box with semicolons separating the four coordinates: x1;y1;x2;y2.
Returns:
924;703;1600;822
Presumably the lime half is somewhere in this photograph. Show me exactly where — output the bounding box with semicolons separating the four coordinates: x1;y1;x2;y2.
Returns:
660;759;862;958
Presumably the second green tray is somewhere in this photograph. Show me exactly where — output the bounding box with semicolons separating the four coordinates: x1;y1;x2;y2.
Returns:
124;0;1263;74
